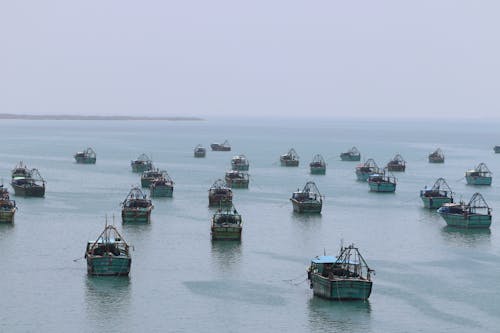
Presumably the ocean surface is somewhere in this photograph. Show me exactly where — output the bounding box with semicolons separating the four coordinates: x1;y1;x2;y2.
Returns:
0;118;499;332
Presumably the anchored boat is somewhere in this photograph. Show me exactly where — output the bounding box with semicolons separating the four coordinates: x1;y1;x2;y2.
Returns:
74;147;96;164
290;181;322;213
355;159;380;181
428;148;444;163
368;169;396;193
280;148;299;167
386;154;406;172
437;193;492;228
85;223;131;276
131;153;153;173
208;179;233;207
494;146;500;153
11;164;45;198
150;174;174;198
310;154;326;175
211;140;231;151
211;204;243;240
340;146;361;161
465;163;492;185
0;185;16;223
141;169;167;188
307;244;374;300
194;144;206;158
225;170;249;189
121;187;154;223
420;178;454;209
231;154;249;171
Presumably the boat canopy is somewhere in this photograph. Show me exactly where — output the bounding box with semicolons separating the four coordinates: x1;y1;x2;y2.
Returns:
122;186;148;203
467;162;492;176
232;154;249;164
210;179;230;190
310;154;326;166
282;148;299;160
77;147;96;158
357;158;379;171
429;148;444;158
134;153;152;162
388;154;405;165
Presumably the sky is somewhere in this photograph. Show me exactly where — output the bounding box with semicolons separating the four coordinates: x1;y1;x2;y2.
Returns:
1;1;499;119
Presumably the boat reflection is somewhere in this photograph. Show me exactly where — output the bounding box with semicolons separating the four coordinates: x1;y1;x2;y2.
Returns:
85;276;131;322
441;226;491;246
210;240;242;272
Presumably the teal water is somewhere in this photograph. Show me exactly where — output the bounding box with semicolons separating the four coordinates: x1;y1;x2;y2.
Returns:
0;118;499;332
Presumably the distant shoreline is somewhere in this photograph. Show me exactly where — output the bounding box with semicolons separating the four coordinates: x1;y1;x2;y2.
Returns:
0;113;203;121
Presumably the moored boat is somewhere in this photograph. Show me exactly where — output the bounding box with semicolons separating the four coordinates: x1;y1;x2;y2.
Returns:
211;204;243;240
437;193;491;228
494;146;500;153
85;223;131;276
141;168;167;188
307;244;374;300
131;153;153;173
211;140;231;151
224;170;249;188
420;178;454;209
121;187;154;223
150;174;174;197
10;165;45;198
0;185;16;223
428;148;444;163
310;154;326;174
368;170;396;192
355;159;379;181
290;181;322;213
340;146;361;161
231;154;249;171
208;179;233;207
74;147;96;164
194;144;206;158
465;163;492;185
280;148;299;167
386;154;406;172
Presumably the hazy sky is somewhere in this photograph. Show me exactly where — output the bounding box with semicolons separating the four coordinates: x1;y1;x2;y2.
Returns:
1;1;499;118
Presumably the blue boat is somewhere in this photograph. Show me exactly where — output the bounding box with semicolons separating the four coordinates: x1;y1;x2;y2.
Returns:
211;204;243;240
10;165;46;198
465;163;492;185
355;159;380;181
225;170;249;189
208;179;233;207
340;146;361;161
420;178;454;209
194;144;206;157
368;170;396;192
131;153;153;173
141;169;167;188
150;174;174;198
231;154;250;171
74;147;96;164
437;193;492;228
280;148;299;167
121;187;154;223
290;181;322;213
310;154;326;175
307;244;374;300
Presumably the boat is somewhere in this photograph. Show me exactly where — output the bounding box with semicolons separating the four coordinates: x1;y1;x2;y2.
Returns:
224;170;249;189
428;148;444;163
420;178;454;209
465;163;492;185
437;193;492;228
150;174;174;197
307;244;374;300
0;185;16;223
121;187;154;223
85;223;131;276
368;170;396;192
340;146;361;161
386;154;406;172
11;161;31;179
11;167;46;198
355;159;380;181
208;179;233;207
211;204;243;240
194;144;206;158
231;154;249;171
211;140;231;151
309;154;326;175
130;153;153;173
74;147;96;164
141;168;166;188
494;146;500;153
280;148;299;167
290;181;322;213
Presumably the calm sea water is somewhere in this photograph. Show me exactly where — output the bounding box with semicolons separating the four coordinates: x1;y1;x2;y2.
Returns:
0;118;499;332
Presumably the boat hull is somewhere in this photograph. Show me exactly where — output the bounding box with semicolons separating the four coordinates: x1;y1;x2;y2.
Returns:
291;199;322;213
439;213;492;228
150;185;173;197
86;256;131;276
465;176;492;185
141;178;156;188
0;209;15;223
209;196;233;207
387;165;405;172
194;151;206;158
11;183;45;197
420;195;452;209
211;144;231;151
225;178;249;189
355;171;370;182
494;146;500;153
231;164;249;171
75;157;96;164
211;226;242;240
340;154;360;161
131;164;152;173
368;182;396;192
311;274;372;300
281;160;299;167
429;157;444;163
121;208;152;223
310;166;326;175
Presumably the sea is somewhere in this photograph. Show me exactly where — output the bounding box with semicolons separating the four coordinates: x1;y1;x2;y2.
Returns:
0;118;499;332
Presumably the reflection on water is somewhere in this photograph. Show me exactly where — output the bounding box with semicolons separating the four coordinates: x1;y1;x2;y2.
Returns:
0;223;15;236
85;276;131;322
210;241;242;271
307;297;371;333
441;226;491;246
292;212;322;224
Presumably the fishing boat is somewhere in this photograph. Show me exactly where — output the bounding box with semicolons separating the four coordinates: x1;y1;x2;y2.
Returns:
141;168;166;188
211;204;243;240
74;147;96;164
211;140;231;151
428;148;444;163
310;154;326;175
355;159;380;181
150;174;174;197
437;193;492;228
208;179;233;207
121;187;154;223
465;163;492;185
0;185;16;223
340;147;361;161
224;171;249;189
194;144;206;158
85;223;131;276
494;146;500;153
11;161;31;179
386;154;406;172
130;153;153;173
420;178;454;209
11;168;46;197
280;148;299;167
231;154;249;171
290;181;322;213
307;244;374;300
368;170;396;192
